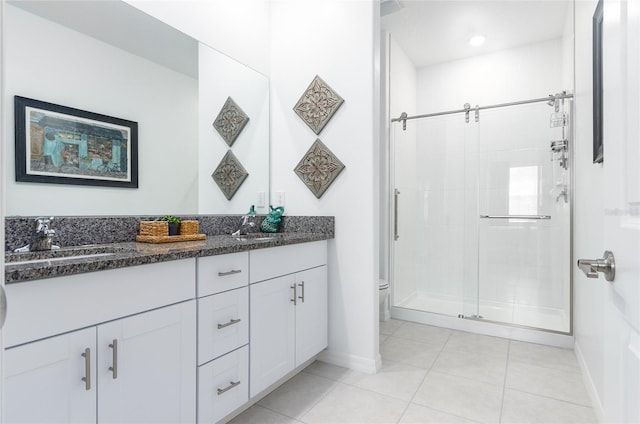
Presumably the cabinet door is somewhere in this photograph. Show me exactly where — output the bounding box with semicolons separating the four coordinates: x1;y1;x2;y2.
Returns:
4;327;96;424
97;301;196;424
295;266;328;367
249;275;295;398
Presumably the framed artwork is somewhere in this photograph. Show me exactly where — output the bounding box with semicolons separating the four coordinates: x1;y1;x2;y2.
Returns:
14;96;138;188
592;0;604;164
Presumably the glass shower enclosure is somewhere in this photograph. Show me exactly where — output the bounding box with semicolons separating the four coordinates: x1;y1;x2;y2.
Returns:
391;96;572;333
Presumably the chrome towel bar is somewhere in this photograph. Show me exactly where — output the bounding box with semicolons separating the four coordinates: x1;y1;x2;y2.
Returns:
480;214;551;220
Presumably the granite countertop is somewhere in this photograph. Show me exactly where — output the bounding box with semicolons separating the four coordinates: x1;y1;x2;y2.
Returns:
5;232;332;284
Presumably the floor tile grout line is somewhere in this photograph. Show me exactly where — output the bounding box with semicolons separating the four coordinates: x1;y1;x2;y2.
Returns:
507;357;584;375
251;403;300;421
506;387;596;409
396;327;454;423
296;378;343;423
498;339;512;423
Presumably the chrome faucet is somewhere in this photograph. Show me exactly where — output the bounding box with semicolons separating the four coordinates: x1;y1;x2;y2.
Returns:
232;206;257;236
14;216;61;252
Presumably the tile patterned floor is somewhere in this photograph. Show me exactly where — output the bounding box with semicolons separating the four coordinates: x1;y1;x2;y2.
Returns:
229;319;597;424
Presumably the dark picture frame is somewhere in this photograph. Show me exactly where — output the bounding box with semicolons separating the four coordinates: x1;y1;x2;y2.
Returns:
592;0;604;164
14;96;138;188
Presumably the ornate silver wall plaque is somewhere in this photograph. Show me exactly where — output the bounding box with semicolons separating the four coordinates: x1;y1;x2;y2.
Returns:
211;150;249;200
213;97;250;147
294;139;345;198
293;75;344;135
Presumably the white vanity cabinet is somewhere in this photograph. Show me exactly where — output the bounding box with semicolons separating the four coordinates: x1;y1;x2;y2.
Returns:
3;259;197;424
249;241;328;398
4;327;97;423
196;252;250;423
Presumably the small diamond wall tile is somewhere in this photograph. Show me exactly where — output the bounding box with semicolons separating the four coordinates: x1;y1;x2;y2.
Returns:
294;139;345;198
293;75;344;135
213;97;250;146
212;151;249;200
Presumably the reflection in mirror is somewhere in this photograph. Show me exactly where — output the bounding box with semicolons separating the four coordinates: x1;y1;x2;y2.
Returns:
198;43;269;214
2;0;269;216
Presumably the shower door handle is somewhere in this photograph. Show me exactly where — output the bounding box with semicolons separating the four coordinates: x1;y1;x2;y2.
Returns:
394;189;400;241
577;251;615;282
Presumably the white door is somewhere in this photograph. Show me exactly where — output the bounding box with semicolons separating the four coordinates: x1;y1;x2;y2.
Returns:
3;328;96;423
295;265;328;367
602;0;640;421
97;301;196;424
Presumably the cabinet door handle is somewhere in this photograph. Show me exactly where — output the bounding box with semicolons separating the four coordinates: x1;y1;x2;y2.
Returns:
217;318;241;329
81;348;91;391
290;284;297;305
298;281;305;303
218;269;242;277
108;339;118;379
217;380;241;395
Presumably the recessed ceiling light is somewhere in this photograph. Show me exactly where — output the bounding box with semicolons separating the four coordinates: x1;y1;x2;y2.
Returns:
469;35;486;47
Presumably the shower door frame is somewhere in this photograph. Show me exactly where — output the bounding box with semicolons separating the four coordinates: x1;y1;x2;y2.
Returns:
388;95;575;345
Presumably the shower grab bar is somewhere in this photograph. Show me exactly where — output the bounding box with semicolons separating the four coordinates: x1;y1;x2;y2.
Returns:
480;214;551;220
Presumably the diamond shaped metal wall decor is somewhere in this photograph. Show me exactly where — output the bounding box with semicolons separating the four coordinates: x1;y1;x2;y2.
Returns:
211;151;249;200
294;139;345;198
293;75;344;135
213;97;250;147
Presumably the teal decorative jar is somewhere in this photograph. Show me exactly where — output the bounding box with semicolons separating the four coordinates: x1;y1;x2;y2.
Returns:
260;205;284;233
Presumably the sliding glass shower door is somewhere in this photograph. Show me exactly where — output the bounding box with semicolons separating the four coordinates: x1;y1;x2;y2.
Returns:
391;99;571;333
475;102;570;332
391;111;479;318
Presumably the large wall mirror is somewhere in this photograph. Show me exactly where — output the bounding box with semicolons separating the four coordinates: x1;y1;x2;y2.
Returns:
2;0;269;216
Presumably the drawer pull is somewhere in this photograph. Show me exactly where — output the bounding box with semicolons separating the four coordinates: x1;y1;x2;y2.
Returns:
108;339;118;379
298;281;305;303
217;318;241;329
218;269;242;277
81;348;91;390
217;380;241;395
291;284;297;305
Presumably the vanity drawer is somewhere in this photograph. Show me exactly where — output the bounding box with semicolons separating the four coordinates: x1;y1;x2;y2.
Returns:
198;287;248;364
250;240;327;283
197;252;248;297
198;345;248;424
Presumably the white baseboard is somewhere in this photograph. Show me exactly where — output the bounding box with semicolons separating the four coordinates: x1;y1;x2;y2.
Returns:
575;340;604;422
318;349;380;374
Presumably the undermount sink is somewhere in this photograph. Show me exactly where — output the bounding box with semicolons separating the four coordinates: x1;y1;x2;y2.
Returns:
5;245;125;265
231;233;278;242
7;253;117;265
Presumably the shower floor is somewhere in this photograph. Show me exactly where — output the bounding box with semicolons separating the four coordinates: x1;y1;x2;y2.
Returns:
395;292;569;333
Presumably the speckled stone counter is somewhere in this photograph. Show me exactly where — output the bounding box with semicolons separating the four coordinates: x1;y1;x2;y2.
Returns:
5;215;334;252
5;232;332;284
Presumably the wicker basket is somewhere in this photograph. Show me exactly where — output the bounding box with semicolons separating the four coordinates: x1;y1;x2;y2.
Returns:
139;221;168;237
179;220;199;235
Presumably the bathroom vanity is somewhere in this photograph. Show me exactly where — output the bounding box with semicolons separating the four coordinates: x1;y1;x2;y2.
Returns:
3;234;330;423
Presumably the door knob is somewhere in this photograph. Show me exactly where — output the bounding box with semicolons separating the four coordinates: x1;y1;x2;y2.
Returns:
577;251;615;282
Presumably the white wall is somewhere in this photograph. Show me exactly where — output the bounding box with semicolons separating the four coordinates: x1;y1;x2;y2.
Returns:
3;4;198;216
417;39;565;113
388;35;418;306
124;0;270;76
269;0;380;373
